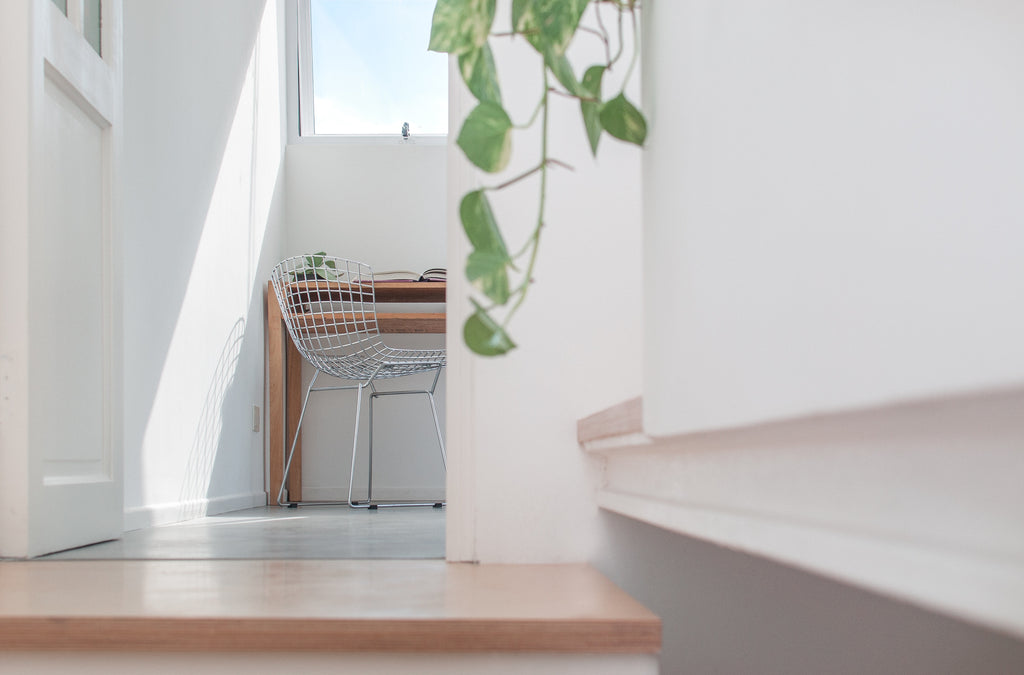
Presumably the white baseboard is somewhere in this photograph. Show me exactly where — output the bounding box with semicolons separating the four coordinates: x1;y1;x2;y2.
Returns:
299;486;445;503
123;491;268;532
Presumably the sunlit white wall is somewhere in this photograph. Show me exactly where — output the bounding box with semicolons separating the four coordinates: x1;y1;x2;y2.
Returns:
122;0;287;528
643;0;1024;434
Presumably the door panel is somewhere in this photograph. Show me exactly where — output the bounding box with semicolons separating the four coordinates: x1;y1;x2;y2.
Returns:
13;0;123;558
37;74;108;484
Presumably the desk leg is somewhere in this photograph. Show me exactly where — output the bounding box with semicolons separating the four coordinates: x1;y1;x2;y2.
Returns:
268;280;304;505
267;281;285;505
285;337;303;502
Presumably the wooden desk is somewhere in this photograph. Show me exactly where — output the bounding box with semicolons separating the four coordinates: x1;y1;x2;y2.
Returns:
266;280;445;505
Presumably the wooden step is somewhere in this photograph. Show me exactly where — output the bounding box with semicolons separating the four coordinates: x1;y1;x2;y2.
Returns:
0;560;660;654
577;396;643;446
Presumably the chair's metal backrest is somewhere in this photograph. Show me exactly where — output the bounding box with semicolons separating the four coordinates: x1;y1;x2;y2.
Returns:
270;255;382;374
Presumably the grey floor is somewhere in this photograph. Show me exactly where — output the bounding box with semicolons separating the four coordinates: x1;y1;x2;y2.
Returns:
40;505;445;560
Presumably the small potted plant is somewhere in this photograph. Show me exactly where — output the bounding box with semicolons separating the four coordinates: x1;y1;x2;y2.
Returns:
290;252;340;282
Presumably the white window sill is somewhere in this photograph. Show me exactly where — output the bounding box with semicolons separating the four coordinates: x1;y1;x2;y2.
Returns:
289;134;448;147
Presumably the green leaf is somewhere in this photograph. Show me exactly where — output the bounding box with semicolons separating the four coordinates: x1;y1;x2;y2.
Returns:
324;259;337;269
511;0;531;39
464;300;516;356
315;267;339;281
512;0;589;55
457;102;513;172
462;190;511;305
460;190;510;257
545;50;582;97
511;0;528;27
459;44;502;104
599;93;647;146
580;65;605;155
429;0;496;55
466;251;511;304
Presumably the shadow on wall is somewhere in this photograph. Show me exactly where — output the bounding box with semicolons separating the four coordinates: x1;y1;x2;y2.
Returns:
177;318;245;520
122;0;268;468
593;512;1024;675
124;0;285;522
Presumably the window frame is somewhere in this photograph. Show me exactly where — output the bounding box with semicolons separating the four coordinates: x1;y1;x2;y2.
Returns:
292;0;448;145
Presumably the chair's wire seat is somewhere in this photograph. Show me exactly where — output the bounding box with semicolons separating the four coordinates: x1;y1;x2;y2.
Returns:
309;344;446;382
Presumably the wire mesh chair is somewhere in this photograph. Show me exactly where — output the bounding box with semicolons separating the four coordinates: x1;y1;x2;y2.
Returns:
270;255;447;509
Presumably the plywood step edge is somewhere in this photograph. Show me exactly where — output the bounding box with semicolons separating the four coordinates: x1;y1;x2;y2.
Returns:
0;616;661;654
0;561;661;654
577;396;647;450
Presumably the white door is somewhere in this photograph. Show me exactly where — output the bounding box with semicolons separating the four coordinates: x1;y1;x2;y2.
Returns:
0;0;123;558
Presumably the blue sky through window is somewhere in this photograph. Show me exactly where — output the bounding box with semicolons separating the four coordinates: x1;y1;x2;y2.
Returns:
310;0;448;135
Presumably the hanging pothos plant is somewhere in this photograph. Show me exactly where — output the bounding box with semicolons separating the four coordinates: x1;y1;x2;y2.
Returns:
429;0;646;356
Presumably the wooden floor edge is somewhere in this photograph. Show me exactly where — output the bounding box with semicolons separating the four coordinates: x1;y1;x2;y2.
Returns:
577;396;643;445
0;617;661;654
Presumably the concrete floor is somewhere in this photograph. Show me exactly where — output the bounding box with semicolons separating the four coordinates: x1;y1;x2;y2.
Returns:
40;505;445;560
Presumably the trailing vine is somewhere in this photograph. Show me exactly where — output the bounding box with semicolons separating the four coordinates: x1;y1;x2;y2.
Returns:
429;0;646;356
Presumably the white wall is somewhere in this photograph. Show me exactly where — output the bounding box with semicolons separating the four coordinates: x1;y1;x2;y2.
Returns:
643;0;1024;436
121;0;287;528
446;1;644;563
579;0;1024;662
286;143;447;271
284;143;447;500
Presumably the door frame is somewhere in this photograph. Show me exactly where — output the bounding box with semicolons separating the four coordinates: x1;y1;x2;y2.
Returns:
443;56;478;563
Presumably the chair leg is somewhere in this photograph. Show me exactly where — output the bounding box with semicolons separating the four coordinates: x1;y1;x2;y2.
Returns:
278;370;320;505
345;390;447;508
346;382;367;508
427;391;446;470
343;364;446;509
368;390;376;503
284;372;447;508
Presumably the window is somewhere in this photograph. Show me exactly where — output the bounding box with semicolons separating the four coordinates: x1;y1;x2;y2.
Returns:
50;0;102;56
298;0;448;138
84;0;101;55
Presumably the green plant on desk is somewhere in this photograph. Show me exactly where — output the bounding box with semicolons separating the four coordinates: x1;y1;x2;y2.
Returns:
291;251;340;282
429;0;646;357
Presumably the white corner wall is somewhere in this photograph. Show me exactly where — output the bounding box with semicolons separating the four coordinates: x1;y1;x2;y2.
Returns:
284;143;448;501
643;0;1024;435
446;1;644;563
122;0;287;529
588;0;1024;647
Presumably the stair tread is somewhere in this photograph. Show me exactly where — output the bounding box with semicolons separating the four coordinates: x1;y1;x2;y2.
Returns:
0;560;660;653
578;396;643;445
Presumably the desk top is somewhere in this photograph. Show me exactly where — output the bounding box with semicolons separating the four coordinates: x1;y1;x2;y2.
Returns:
372;281;446;303
283;280;446;304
